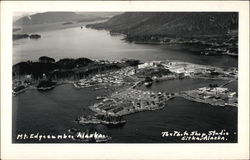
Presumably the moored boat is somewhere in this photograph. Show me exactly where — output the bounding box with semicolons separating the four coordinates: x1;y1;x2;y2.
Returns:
76;114;126;126
144;81;152;87
96;96;106;100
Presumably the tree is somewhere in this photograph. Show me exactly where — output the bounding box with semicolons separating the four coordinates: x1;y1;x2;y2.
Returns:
38;56;55;63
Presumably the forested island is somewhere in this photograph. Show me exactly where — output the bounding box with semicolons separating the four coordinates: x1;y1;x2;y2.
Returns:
62;22;74;25
13;34;41;40
13;56;139;80
12;56;140;95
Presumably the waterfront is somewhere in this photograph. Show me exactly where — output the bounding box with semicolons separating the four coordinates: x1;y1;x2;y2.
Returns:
13;24;238;143
138;79;229;93
13;79;237;143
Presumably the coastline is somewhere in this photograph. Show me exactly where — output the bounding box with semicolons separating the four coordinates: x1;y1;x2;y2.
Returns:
177;94;237;107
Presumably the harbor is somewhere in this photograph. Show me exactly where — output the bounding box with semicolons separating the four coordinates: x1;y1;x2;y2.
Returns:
12;59;238;132
12;21;238;143
12;83;237;143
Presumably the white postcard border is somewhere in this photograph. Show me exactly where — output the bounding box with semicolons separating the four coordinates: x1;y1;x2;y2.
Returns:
1;1;249;159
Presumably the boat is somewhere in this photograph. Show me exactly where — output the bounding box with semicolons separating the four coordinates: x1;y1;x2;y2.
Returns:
144;82;152;87
76;114;126;126
96;96;106;100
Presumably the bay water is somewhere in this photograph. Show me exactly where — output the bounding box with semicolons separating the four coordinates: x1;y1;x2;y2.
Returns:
12;24;238;143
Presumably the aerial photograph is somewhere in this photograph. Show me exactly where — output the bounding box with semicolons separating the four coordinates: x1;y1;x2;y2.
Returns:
12;12;238;143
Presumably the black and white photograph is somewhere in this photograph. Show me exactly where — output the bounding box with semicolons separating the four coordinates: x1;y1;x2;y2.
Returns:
1;1;249;159
12;11;239;143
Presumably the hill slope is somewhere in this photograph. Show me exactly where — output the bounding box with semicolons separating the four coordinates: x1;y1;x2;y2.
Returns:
14;12;80;25
14;12;113;26
86;12;238;37
87;12;238;56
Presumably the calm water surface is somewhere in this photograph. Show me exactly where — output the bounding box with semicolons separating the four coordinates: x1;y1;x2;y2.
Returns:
13;25;237;67
13;24;238;143
13;80;237;143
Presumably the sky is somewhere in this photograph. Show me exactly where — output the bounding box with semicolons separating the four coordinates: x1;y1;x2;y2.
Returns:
13;12;39;21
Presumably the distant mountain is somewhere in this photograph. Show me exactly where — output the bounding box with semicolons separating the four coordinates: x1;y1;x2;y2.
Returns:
86;12;238;37
14;12;80;25
14;12;114;26
76;12;122;18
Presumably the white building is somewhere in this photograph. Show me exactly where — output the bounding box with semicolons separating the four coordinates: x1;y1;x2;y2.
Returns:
138;61;162;69
138;62;151;69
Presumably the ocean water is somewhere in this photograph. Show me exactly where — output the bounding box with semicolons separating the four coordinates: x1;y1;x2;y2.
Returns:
12;81;237;143
13;25;237;67
12;24;238;143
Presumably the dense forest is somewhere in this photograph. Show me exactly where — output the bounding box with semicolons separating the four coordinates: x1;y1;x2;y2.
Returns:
87;12;238;37
13;57;139;80
86;12;238;56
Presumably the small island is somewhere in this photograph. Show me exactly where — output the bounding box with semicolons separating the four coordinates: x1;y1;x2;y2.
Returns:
62;22;74;25
30;34;41;39
13;33;41;40
13;34;29;40
37;80;56;91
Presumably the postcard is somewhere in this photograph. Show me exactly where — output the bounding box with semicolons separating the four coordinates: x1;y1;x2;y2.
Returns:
1;1;249;159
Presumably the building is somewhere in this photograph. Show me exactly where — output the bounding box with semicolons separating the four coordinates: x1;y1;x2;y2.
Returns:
138;61;161;69
138;62;151;69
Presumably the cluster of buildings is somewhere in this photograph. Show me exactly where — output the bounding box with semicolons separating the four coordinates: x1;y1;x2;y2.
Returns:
112;88;173;111
161;61;237;79
137;61;162;69
163;61;206;76
12;75;33;95
137;60;237;82
180;87;237;107
79;60;238;118
201;47;238;56
149;35;238;57
74;67;136;88
93;59;121;65
13;78;31;89
90;88;174;116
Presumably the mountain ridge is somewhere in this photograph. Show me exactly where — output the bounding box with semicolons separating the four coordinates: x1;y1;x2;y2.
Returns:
14;12;119;26
14;12;80;26
86;12;238;37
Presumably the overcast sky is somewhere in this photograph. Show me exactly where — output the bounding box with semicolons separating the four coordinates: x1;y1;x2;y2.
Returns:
13;12;40;21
